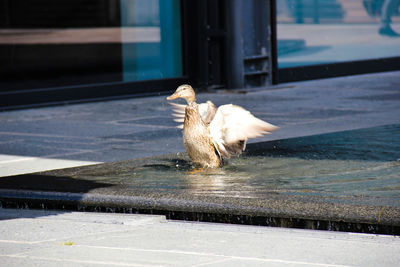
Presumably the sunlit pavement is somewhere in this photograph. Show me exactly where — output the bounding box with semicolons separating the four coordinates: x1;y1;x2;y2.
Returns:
0;208;399;267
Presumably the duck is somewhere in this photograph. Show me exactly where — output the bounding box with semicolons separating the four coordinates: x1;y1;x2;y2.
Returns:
166;84;278;168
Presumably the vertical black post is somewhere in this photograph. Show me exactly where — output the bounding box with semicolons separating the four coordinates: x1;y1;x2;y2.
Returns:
270;0;279;84
226;0;245;88
182;0;274;89
226;0;273;88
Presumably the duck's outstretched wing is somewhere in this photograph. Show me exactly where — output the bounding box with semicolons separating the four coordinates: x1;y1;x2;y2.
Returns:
198;101;217;124
169;101;217;129
209;104;278;158
169;102;186;129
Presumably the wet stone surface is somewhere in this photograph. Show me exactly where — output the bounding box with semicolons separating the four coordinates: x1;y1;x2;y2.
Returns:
1;124;400;232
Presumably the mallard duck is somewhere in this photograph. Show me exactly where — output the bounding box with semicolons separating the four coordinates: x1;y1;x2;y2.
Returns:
166;84;278;168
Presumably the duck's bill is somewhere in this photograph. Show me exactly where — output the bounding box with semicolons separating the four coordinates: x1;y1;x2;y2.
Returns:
166;93;179;100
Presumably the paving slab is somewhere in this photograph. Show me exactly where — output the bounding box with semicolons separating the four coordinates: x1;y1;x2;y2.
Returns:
1;208;400;267
1;124;399;235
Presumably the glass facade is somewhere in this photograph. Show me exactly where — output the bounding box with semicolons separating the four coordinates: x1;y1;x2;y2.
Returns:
0;0;182;92
120;0;182;82
277;0;400;68
1;0;399;108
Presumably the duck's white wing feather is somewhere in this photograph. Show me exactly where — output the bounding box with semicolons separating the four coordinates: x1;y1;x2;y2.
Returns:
198;101;217;124
169;101;217;128
209;104;278;158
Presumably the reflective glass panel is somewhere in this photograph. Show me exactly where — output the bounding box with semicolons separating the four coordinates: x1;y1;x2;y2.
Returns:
0;0;183;92
121;0;182;82
277;0;400;68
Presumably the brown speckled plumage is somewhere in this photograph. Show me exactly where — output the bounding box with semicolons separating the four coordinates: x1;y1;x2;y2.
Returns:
183;103;221;168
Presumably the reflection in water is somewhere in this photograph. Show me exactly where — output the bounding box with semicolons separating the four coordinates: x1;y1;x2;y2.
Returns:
198;156;399;198
112;153;400;201
76;124;400;205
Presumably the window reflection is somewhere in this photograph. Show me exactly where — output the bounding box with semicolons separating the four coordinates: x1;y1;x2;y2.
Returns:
277;0;400;68
0;0;182;92
120;0;182;82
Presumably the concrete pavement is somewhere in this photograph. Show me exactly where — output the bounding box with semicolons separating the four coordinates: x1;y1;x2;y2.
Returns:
1;208;400;267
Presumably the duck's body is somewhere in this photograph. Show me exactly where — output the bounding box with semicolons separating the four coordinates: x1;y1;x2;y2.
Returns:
167;84;278;168
183;103;221;168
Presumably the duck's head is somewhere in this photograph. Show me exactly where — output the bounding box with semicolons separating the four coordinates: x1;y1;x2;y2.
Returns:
166;84;196;105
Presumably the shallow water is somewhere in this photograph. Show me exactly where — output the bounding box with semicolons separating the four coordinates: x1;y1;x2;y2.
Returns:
114;155;399;202
69;124;400;206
